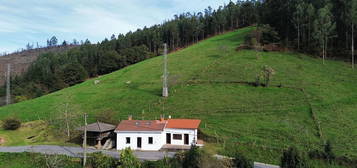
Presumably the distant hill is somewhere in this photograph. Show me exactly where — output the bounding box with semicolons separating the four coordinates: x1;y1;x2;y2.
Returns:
0;46;77;85
0;27;356;164
0;46;77;105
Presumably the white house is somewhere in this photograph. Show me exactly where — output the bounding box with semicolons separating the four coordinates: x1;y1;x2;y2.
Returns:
115;116;202;151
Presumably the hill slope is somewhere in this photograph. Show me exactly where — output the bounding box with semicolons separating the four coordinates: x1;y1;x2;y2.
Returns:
0;27;356;163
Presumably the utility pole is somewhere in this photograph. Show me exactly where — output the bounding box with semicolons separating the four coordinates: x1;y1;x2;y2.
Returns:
162;43;168;97
83;113;87;167
6;64;11;105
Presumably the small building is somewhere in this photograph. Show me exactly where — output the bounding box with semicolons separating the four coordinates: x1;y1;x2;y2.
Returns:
115;116;202;151
77;121;116;149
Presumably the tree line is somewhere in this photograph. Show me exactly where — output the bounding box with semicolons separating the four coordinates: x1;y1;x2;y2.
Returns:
260;0;357;66
9;1;260;101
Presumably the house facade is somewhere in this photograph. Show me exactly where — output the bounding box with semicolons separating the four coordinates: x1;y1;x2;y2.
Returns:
115;117;201;151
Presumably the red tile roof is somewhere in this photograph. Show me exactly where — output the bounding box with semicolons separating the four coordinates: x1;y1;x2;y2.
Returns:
115;120;166;132
166;119;201;129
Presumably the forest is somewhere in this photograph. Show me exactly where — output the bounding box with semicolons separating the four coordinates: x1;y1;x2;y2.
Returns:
8;0;357;102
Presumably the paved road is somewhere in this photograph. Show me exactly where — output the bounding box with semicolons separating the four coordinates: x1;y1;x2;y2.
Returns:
0;145;280;167
254;162;280;168
0;145;175;161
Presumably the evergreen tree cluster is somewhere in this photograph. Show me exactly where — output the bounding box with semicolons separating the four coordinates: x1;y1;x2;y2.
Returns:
260;0;357;62
10;1;260;100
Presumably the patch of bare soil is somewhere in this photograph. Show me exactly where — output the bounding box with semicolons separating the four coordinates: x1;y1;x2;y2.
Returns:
0;137;5;145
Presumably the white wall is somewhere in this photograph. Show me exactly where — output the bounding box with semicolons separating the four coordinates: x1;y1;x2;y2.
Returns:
116;128;198;151
164;128;197;146
116;131;165;151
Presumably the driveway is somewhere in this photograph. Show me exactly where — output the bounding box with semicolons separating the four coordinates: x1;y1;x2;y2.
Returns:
0;145;175;161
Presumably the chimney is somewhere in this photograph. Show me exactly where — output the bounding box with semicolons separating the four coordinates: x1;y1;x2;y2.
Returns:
160;114;164;122
128;115;132;120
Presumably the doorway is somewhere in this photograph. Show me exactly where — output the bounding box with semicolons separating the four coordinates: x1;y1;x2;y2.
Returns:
137;137;142;148
166;133;171;144
184;134;189;145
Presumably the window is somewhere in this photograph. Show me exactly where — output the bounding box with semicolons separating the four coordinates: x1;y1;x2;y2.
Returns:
148;137;153;144
126;137;130;144
173;134;182;140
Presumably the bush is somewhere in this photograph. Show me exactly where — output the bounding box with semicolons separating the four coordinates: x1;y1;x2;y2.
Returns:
281;147;310;168
183;145;201;168
15;95;29;103
2;117;21;130
324;140;335;162
118;148;141;168
233;152;253;168
255;65;276;87
87;152;118;168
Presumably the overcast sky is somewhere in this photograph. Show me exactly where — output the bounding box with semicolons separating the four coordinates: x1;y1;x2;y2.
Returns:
0;0;231;53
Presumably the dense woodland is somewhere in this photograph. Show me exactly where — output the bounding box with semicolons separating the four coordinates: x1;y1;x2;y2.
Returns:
8;0;357;101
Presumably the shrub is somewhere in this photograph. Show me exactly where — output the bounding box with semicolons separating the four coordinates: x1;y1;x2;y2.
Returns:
183;145;201;168
324;140;335;162
118;148;141;168
15;95;29;103
2;117;21;130
281;147;310;168
88;152;118;168
255;65;276;87
142;157;171;168
233;152;253;168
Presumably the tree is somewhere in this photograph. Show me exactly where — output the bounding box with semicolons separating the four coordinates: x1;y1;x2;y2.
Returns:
49;36;58;46
98;50;121;75
293;1;305;50
351;0;357;68
306;4;315;48
52;94;81;139
281;147;310;168
60;63;88;86
118;148;141;168
314;4;336;64
62;40;67;46
26;43;34;50
111;34;116;40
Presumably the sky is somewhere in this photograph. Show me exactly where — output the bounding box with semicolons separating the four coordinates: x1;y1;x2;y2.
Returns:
0;0;231;54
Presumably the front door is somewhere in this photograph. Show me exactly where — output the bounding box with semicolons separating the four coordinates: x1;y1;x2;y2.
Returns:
137;137;142;148
166;133;171;144
184;134;189;145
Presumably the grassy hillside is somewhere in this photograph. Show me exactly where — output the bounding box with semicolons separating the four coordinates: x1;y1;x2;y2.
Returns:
0;27;356;164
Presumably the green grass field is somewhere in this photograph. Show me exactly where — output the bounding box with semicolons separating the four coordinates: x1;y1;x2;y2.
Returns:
0;27;356;165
